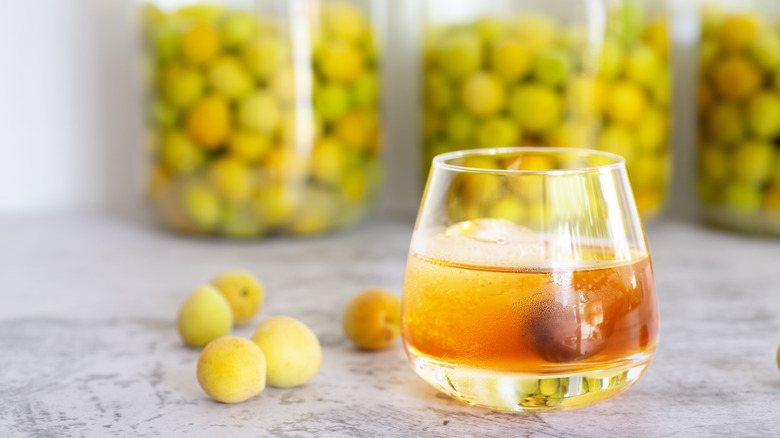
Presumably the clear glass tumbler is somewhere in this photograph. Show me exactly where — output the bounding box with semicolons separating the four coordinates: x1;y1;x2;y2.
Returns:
401;147;659;411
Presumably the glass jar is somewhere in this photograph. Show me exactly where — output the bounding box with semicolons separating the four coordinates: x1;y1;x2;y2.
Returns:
698;1;780;235
138;0;383;237
420;0;672;221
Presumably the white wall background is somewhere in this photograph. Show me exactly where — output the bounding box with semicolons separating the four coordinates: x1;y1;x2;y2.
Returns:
0;0;700;220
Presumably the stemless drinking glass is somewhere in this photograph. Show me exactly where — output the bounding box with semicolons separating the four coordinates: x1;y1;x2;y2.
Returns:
401;147;659;411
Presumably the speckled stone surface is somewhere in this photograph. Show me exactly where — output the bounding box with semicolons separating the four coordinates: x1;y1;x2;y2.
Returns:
1;212;779;437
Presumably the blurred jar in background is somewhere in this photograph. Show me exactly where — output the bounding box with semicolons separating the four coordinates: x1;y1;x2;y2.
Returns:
139;0;383;237
420;0;671;221
698;2;780;235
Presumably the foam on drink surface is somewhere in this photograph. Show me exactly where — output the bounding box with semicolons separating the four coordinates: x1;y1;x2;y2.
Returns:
411;218;632;271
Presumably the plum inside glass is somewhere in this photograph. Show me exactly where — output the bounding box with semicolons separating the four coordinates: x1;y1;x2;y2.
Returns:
401;147;659;411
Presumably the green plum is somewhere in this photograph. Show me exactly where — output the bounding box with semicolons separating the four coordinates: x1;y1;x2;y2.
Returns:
723;182;763;213
219;11;257;49
751;31;780;70
238;91;280;135
178;285;233;347
197;336;266;403
208;56;253;99
509;84;562;135
314;84;351;122
705;102;745;144
746;92;780;139
625;44;663;88
209;157;254;202
532;47;573;87
731;140;775;185
490;38;532;82
444;111;475;144
161;65;205;109
699;144;730;183
424;72;452;111
608;1;645;45
183;181;221;228
435;30;482;80
161;131;204;175
476;117;519;148
243;35;288;81
352;72;378;108
317;40;365;84
598;124;636;163
461;72;506;116
251;316;322;388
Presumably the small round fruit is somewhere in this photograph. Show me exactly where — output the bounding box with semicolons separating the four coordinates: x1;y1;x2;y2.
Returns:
352;72;379;108
161;65;205;109
219;12;258;49
532;47;572;87
746;92;780;139
608;1;644;45
490;38;532;81
197;336;266;404
253;186;297;226
476;117;519;148
711;55;762;101
776;344;780;371
636;108;668;153
435;30;482;80
323;1;367;42
181;22;220;65
723;182;762;213
461;72;505;116
731;141;775;186
444;111;475;144
342;288;400;351
751;31;780;70
334;111;376;150
718;13;760;52
705;102;745;144
211;270;265;326
177;285;234;347
244;36;287;81
228;130;271;163
317;40;365;84
208;56;253;99
699;144;730;183
186;95;231;149
161;131;204;175
642;19;669;57
238;91;281;135
625;44;663;88
314;84;351;122
209;157;253;202
598;124;636;163
509;84;562;134
423;72;452;111
311;137;345;185
599;39;624;80
251;316;322;388
182;182;221;229
606;82;648;126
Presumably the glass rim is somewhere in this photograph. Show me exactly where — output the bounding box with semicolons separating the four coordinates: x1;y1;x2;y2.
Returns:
432;147;626;176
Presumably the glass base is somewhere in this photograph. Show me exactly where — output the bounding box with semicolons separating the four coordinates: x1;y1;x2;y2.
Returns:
409;353;652;412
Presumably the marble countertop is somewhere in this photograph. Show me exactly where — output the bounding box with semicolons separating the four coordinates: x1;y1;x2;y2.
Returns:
1;212;779;437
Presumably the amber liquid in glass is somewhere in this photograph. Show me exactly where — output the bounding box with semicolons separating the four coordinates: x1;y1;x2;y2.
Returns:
401;238;659;410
